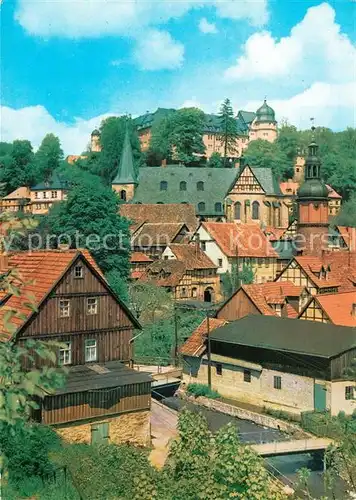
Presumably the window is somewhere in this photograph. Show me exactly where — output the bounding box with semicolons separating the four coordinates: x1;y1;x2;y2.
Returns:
74;265;83;279
201;241;206;251
234;202;241;220
85;339;97;362
345;386;355;400
51;191;58;199
181;287;188;298
197;181;204;191
218;258;223;267
198;202;206;212
160;181;167;191
43;191;47;199
120;190;126;201
59;299;70;318
59;342;72;365
87;297;98;315
274;376;282;390
216;363;222;376
180;181;187;191
215;202;222;213
244;369;251;383
252;201;260;220
35;192;39;199
191;287;197;298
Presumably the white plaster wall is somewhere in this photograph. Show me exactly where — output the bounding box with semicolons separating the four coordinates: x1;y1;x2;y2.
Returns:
195;226;231;274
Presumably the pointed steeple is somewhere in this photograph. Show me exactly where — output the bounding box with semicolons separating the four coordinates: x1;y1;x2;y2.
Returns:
298;126;328;199
112;125;137;185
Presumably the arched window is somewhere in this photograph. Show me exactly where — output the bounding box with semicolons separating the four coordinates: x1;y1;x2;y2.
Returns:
197;181;204;191
252;201;260;220
204;287;214;303
120;190;126;201
181;287;187;298
215;202;222;213
191;287;197;298
198;202;206;212
160;181;167;191
234;202;241;220
180;181;187;191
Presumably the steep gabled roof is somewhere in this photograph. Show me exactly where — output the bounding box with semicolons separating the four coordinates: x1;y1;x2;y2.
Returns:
31;170;69;191
167;243;217;270
130;252;153;263
231;165;282;196
2;187;31;200
180;317;227;357
132;223;188;248
299;290;356;327
141;260;186;287
0;249;140;340
120;203;198;232
200;222;278;258
336;226;356;251
112;127;137;185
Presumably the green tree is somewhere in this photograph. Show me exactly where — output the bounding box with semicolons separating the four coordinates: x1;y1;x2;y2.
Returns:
333;195;356;228
244;139;293;180
98;116;142;184
35;134;64;182
208;151;223;168
277;121;299;171
129;282;173;322
0;140;36;193
218;98;238;166
221;262;255;298
147;116;173;165
169;108;206;165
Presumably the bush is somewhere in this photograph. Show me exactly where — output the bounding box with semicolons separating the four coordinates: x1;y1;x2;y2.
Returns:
187;383;220;399
263;407;300;422
0;421;61;482
301;410;356;438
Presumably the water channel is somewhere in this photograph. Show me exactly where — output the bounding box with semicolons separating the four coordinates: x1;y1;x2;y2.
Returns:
154;390;347;499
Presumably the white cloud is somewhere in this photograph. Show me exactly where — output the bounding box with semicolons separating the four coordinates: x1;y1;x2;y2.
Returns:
0;105;112;155
133;30;184;71
242;82;356;130
199;18;218;34
225;3;356;84
15;0;269;38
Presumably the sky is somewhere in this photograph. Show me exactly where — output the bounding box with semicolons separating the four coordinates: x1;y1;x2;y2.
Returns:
0;0;355;154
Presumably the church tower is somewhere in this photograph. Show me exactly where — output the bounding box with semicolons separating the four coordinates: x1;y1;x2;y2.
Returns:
112;126;137;202
296;127;329;255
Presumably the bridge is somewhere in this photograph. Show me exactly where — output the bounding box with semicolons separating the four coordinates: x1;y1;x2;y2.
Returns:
251;437;333;457
133;364;182;390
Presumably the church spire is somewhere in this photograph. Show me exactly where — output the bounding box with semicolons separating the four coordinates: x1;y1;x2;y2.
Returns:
112;124;137;186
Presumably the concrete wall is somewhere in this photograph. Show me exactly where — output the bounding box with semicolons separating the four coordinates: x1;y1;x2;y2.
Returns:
55;410;151;447
195;225;231;274
330;381;356;416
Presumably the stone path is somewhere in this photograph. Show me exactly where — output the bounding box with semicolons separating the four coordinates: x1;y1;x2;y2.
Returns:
149;399;178;469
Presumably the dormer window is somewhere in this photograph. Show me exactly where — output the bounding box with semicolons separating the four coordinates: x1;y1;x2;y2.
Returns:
74;265;84;279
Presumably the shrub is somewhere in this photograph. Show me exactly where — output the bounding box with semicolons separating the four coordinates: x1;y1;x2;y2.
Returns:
187;383;220;399
263;407;300;422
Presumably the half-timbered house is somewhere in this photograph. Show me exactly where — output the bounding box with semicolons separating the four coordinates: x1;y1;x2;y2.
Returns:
0;250;151;446
298;290;356;327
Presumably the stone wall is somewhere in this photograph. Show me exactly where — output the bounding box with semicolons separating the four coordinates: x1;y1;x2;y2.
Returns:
178;390;308;437
56;410;151;447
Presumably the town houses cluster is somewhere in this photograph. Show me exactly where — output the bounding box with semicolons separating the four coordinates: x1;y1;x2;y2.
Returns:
0;100;354;448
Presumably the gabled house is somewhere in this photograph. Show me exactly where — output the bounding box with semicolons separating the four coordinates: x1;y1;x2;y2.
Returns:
216;281;310;322
193;221;278;283
132;222;190;259
298;290;356;327
0;250;151;446
0;187;31;214
276;252;356;295
130;252;153;280
141;243;221;302
30;171;69;215
181;315;356;416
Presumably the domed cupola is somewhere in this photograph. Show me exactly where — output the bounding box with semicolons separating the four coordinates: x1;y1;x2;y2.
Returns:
256;99;276;123
297;128;329;200
91;129;100;137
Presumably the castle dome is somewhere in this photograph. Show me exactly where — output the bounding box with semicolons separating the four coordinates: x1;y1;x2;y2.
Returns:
297;179;329;200
256;100;276;123
91;129;100;137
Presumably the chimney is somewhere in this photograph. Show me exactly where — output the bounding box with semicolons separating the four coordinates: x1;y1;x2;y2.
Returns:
352;303;356;318
0;255;9;272
161;158;167;168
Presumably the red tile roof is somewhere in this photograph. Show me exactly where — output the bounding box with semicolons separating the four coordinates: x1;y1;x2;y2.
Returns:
168;243;216;270
180;317;227;357
132;223;188;248
0;249;105;340
279;181;342;200
141;260;186;287
130;252;153;263
120;203;198;231
326;185;342;200
300;290;356;327
201;222;278;258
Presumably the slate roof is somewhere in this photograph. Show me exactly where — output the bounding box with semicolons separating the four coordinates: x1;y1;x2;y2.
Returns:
204;113;248;135
300;290;356;327
0;249;139;340
133;166;238;216
167;243;217;270
31;171;69;191
210;315;356;359
201;222;278;258
120;203;198;232
237;166;283;196
112;127;137;185
133;108;175;130
180;317;227;357
56;360;152;394
237;110;256;127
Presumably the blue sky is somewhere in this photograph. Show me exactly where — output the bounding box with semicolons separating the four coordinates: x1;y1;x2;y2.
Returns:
1;0;355;153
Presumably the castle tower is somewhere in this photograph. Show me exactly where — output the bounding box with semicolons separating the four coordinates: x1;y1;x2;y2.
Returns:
249;99;278;143
296;127;329;255
112;126;137;202
91;129;101;152
293;155;306;184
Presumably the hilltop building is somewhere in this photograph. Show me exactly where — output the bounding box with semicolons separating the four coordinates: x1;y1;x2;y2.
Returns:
30;171;69;215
